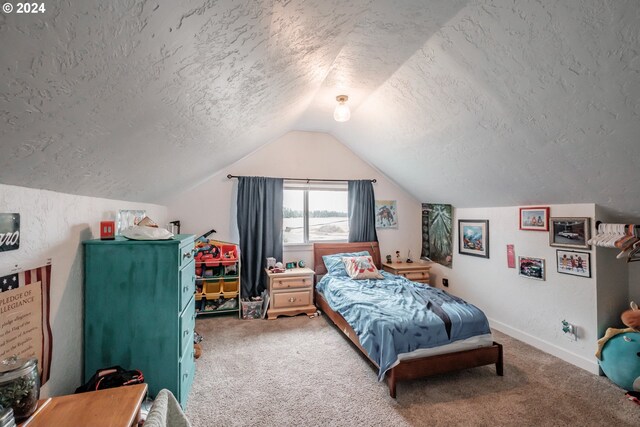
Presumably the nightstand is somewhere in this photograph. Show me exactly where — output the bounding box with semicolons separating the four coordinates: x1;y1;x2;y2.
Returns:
265;267;316;319
382;261;431;285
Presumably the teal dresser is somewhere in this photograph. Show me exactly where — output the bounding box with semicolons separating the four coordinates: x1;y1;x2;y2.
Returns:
83;234;196;407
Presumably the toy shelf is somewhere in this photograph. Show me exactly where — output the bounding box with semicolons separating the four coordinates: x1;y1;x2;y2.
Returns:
193;239;241;317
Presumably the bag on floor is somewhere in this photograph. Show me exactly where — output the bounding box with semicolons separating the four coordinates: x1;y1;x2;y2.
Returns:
75;366;144;393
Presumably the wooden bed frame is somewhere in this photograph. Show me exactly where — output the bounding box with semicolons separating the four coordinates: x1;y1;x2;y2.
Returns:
313;242;503;398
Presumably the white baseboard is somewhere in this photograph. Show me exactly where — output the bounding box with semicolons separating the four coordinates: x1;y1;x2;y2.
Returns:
488;317;600;375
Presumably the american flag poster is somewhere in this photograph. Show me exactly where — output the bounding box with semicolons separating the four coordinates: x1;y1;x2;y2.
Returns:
0;263;53;385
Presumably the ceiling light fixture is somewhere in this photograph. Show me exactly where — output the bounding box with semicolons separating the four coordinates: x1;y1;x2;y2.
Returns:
333;95;350;122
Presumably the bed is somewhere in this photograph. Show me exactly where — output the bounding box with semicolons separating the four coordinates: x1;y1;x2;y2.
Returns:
313;242;503;398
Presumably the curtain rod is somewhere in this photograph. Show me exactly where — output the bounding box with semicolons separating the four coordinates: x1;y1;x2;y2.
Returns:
226;174;376;183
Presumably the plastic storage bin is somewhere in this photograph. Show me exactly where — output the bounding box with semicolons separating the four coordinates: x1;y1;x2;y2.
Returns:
241;300;262;319
221;279;239;298
220;245;238;265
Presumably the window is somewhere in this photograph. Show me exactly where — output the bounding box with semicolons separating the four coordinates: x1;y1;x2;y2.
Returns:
283;182;349;244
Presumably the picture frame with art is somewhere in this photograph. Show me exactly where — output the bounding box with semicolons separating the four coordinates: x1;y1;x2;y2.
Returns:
549;217;591;249
519;207;550;231
375;200;398;229
556;249;591;278
458;219;489;258
518;256;545;280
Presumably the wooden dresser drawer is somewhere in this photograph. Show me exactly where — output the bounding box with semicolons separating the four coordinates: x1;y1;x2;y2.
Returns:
402;270;430;281
272;290;312;309
271;276;312;290
382;262;431;285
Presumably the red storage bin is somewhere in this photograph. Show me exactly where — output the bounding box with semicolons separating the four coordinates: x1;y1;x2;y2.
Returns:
220;244;238;265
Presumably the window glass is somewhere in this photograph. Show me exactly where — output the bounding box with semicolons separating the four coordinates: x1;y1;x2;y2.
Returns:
308;190;349;242
283;183;349;244
283;189;304;244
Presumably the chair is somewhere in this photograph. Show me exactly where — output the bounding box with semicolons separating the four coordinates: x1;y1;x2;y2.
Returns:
144;389;191;427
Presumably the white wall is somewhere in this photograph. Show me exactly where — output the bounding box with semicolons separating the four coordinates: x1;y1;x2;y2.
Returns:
428;204;603;373
0;184;167;397
629;263;640;305
165;131;422;269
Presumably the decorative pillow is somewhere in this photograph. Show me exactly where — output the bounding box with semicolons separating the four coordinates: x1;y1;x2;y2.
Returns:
342;256;384;280
322;251;370;276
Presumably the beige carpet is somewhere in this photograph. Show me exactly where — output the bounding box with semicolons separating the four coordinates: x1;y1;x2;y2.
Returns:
186;314;640;427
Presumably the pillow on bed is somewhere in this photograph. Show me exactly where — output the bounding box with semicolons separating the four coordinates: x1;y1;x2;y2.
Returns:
322;251;370;276
342;256;384;280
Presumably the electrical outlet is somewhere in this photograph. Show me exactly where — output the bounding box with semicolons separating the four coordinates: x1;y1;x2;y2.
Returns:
561;320;578;341
442;278;449;287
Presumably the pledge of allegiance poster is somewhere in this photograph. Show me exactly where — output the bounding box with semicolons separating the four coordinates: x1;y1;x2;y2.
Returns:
0;264;52;384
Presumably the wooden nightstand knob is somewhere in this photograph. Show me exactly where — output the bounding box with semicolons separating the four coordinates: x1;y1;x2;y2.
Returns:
288;297;296;303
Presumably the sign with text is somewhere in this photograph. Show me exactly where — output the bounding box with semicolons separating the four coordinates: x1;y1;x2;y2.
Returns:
0;213;20;252
0;264;52;384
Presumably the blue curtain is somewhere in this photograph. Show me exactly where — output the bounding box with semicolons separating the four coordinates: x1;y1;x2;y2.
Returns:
237;177;283;297
348;180;378;242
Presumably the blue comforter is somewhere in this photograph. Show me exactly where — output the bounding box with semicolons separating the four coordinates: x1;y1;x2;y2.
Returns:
317;272;491;380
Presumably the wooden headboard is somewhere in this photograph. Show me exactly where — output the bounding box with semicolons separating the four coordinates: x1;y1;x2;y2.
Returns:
313;242;381;282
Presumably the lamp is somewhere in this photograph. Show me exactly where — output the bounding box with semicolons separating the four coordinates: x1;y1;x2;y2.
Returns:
333;95;350;122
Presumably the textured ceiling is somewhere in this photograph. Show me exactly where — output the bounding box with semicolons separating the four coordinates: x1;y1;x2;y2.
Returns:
1;1;639;219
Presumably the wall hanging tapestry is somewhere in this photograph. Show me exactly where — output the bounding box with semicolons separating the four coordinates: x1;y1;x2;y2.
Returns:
0;262;53;385
421;204;453;267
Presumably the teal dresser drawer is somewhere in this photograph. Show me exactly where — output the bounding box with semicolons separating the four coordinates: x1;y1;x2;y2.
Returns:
179;261;195;312
180;297;196;356
179;237;195;270
179;343;195;408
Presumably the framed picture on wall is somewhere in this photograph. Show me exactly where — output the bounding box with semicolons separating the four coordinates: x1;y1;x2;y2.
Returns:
556;249;591;278
519;207;550;231
549;217;591;249
458;220;489;258
518;256;545;280
375;200;398;228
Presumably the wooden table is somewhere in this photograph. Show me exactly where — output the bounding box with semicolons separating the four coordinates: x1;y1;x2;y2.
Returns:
382;261;431;284
19;383;147;427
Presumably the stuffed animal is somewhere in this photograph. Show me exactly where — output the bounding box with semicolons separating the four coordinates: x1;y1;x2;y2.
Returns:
621;301;640;330
597;302;640;391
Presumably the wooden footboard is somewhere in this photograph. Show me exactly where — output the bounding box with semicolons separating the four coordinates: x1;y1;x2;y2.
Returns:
315;290;504;398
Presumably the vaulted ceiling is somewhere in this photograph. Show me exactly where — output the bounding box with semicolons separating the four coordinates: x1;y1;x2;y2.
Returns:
1;1;639;219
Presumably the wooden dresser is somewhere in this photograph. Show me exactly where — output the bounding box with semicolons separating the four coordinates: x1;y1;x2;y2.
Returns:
83;235;196;407
382;261;431;285
266;267;316;319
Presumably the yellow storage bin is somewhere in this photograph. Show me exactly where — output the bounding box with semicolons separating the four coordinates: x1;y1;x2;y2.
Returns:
222;278;239;298
204;279;223;300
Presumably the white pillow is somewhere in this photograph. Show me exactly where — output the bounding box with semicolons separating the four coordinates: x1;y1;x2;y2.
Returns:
342;256;383;280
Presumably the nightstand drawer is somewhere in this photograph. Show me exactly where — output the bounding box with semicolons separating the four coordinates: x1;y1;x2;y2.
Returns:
402;271;430;281
272;290;311;309
271;276;312;290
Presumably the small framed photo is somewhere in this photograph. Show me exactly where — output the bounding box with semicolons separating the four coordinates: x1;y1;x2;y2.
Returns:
556;250;591;278
458;220;489;258
518;256;545;280
549;217;591;249
519;207;550;231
